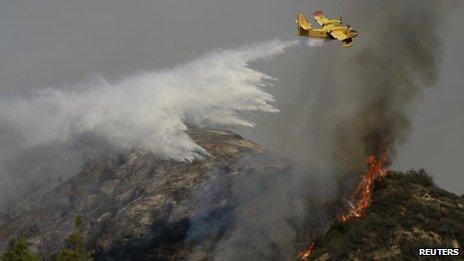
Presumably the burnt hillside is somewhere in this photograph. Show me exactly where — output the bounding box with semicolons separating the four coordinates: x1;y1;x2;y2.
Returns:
0;128;291;260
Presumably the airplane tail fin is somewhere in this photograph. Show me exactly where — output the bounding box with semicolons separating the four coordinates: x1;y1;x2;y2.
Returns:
297;13;312;36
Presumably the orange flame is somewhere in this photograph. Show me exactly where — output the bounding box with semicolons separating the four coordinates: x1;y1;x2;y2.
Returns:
299;153;389;260
299;242;314;260
339;153;388;222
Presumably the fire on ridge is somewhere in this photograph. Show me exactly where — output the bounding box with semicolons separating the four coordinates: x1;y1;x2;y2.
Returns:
299;153;389;260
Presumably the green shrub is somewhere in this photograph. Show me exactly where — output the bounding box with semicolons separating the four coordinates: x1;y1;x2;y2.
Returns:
1;237;40;261
56;216;93;261
404;170;434;187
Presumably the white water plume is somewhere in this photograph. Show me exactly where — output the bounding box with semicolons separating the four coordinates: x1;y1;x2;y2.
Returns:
299;38;326;47
0;39;297;161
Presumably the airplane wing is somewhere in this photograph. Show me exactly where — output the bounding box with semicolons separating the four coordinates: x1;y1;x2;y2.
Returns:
330;29;353;47
313;11;331;26
329;29;349;41
297;13;312;30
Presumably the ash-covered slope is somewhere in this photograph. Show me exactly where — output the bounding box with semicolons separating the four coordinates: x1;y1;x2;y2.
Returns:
0;128;290;260
309;171;464;260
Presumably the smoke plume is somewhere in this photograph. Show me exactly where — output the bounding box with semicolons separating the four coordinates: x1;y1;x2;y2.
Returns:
326;0;445;175
210;0;449;260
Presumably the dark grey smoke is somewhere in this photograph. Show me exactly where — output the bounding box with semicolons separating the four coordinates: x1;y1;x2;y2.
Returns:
245;0;449;173
212;0;451;259
328;1;445;175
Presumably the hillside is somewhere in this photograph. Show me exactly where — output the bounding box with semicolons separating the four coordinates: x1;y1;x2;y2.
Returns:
0;128;290;260
1;128;463;260
308;170;464;260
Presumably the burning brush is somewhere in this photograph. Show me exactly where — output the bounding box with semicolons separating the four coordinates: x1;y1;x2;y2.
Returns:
299;242;314;260
299;153;389;260
339;153;388;222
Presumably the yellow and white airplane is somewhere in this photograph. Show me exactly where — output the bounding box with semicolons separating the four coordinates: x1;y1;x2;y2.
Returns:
297;11;358;47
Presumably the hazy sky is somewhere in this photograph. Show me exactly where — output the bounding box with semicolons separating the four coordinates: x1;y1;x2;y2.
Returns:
0;0;462;193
